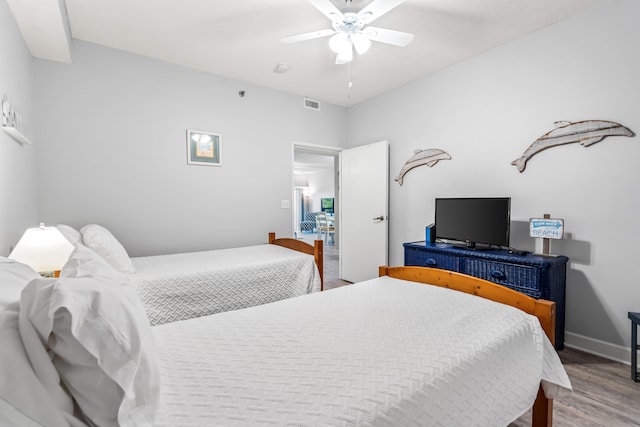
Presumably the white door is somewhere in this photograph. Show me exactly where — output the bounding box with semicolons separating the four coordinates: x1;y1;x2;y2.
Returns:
339;141;389;282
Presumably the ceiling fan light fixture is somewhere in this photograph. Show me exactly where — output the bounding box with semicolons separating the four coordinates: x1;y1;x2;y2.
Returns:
281;0;414;65
352;32;371;55
329;32;349;54
335;44;353;64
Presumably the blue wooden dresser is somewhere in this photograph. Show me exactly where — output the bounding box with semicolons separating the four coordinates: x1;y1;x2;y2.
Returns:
404;241;569;349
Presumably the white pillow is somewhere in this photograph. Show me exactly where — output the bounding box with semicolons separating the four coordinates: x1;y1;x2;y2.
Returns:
1;302;81;426
19;275;160;427
80;224;135;273
56;224;82;247
1;259;77;425
61;244;123;280
0;257;39;310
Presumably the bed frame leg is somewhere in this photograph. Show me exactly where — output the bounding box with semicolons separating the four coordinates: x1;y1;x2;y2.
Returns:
314;240;323;291
531;386;552;427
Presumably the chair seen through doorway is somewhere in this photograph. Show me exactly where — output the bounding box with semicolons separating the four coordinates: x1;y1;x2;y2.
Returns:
316;212;335;244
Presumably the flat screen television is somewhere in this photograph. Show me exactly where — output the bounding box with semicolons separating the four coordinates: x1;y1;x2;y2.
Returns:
434;197;511;248
321;197;334;214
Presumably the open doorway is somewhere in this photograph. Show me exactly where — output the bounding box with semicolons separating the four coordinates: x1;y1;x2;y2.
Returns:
292;143;345;289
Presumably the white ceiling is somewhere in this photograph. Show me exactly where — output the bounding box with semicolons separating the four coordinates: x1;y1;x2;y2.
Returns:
294;151;336;175
8;0;603;107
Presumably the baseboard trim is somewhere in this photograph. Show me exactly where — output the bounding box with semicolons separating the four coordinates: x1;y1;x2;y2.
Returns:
564;332;630;365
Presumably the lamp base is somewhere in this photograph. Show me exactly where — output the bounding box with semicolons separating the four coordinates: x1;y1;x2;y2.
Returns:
39;270;61;278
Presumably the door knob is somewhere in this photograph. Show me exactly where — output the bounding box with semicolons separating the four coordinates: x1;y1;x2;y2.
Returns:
373;216;385;222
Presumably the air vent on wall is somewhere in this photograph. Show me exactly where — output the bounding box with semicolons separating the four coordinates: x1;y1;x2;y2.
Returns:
303;97;321;111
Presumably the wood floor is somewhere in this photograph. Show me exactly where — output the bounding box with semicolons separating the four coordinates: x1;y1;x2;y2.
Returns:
302;232;640;426
512;347;640;427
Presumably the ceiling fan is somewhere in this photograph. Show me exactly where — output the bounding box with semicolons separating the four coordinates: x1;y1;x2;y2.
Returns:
281;0;414;64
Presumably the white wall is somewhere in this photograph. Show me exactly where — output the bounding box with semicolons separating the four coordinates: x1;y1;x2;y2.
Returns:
347;0;640;360
33;40;347;256
0;0;38;255
308;168;334;212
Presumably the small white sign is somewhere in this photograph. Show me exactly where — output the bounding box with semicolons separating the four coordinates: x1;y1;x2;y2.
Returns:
529;218;564;239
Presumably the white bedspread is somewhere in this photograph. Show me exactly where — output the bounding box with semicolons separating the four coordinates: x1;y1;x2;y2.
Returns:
133;244;321;326
152;276;571;426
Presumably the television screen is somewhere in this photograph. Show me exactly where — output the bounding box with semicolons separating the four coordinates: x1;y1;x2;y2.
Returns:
435;197;511;248
321;197;334;213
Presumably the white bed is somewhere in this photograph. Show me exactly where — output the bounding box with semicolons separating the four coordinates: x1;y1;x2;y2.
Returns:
3;260;570;427
152;272;570;426
60;225;323;325
132;242;321;325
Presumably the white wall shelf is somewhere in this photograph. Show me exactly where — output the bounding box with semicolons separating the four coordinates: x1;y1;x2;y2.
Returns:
2;125;31;145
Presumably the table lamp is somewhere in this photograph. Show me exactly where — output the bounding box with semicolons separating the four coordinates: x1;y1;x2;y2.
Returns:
9;223;74;276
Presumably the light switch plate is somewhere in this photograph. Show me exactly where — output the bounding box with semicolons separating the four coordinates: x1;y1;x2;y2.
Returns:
281;200;290;209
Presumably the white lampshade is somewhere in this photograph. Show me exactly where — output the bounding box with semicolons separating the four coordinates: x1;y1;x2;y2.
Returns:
336;44;353;64
352;33;371;55
9;223;74;273
329;32;350;54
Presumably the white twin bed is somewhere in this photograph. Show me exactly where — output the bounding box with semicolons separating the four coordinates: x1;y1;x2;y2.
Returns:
132;238;321;325
1;246;571;427
152;272;569;426
58;225;323;325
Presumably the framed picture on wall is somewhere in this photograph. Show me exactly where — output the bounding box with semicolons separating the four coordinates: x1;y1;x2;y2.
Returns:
186;129;222;166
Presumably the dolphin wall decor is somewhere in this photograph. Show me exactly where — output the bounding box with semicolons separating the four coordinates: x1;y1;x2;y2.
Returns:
395;148;451;186
511;120;635;172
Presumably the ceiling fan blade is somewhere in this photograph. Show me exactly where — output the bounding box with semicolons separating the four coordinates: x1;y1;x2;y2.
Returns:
281;28;336;44
357;0;406;25
363;26;414;47
308;0;344;23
